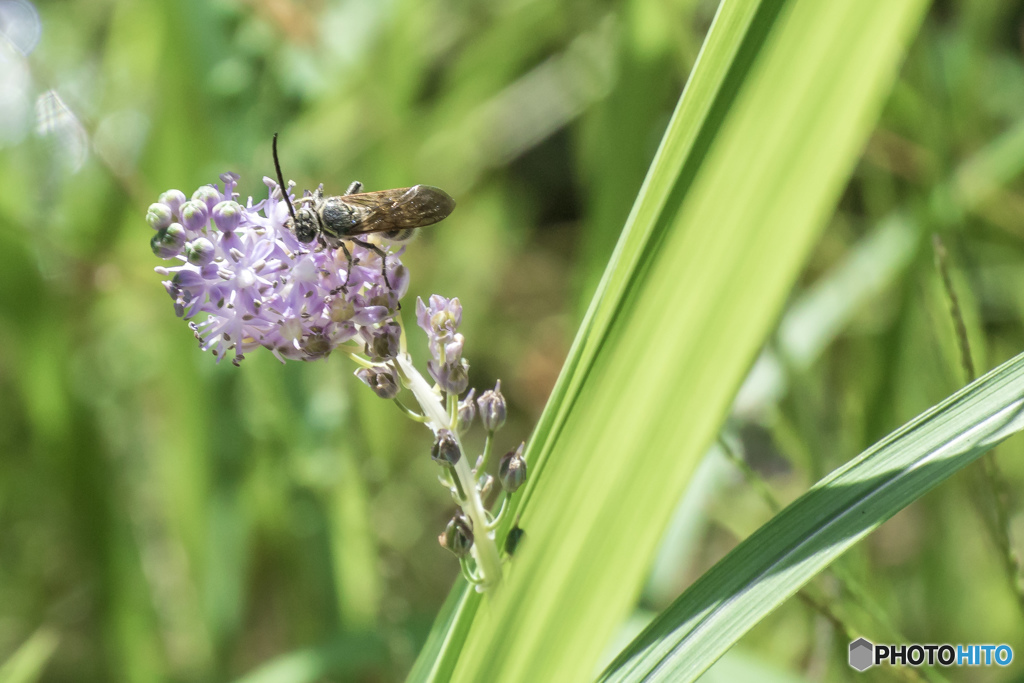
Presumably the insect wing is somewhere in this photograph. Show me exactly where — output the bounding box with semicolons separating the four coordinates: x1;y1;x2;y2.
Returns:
340;185;456;235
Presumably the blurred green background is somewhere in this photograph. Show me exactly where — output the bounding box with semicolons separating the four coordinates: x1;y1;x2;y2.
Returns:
4;0;1024;681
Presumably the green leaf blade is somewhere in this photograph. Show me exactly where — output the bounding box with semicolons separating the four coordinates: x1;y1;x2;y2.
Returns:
602;350;1024;682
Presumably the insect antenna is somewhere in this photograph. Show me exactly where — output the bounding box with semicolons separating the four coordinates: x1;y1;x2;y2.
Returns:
272;133;298;223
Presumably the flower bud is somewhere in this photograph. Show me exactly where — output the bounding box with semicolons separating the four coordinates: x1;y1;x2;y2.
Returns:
212;200;242;233
428;359;469;396
498;442;527;493
179;200;210;233
441;334;465;365
159;189;187;217
428;360;460;393
151;223;187;258
185;237;215;266
439;516;473;558
445;361;469;395
431;429;461;466
192;185;222;212
457;388;476;433
355;366;400;399
147;202;174;230
365;322;400;361
477;380;506;432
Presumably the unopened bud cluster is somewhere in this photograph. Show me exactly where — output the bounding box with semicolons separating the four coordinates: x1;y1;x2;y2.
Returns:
370;293;527;587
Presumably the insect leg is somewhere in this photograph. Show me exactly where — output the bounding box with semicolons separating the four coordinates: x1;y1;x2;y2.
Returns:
338;241;355;289
351;238;393;290
344;181;363;195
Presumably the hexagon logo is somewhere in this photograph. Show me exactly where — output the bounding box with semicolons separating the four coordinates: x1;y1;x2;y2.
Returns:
849;638;874;671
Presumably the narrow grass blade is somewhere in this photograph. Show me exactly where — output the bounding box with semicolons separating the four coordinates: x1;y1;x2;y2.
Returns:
600;349;1024;682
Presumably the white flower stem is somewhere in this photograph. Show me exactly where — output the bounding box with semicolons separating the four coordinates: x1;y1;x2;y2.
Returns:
481;431;494;474
395;352;502;590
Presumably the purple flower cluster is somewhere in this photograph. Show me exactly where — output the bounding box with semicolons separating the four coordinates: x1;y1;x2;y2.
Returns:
147;173;408;365
416;295;469;394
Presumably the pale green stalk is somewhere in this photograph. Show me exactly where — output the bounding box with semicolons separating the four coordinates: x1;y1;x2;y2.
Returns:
395;352;503;589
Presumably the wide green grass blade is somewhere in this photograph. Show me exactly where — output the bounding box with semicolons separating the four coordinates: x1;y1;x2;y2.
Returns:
409;0;929;680
600;350;1024;682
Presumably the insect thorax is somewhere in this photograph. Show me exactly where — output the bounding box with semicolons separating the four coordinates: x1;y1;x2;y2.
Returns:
319;197;361;241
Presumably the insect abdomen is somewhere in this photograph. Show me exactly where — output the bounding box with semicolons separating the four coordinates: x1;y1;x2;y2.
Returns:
383;229;417;242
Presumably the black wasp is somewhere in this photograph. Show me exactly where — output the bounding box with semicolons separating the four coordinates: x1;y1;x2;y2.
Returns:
272;133;455;287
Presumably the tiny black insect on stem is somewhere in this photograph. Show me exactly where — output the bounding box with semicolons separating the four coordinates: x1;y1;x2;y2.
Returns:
504;524;525;556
